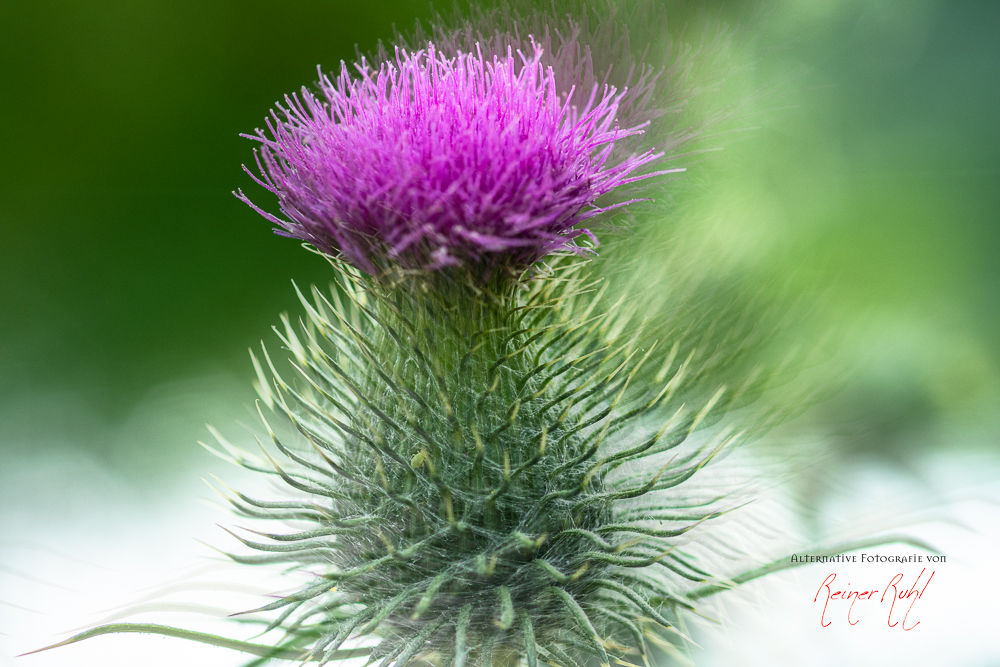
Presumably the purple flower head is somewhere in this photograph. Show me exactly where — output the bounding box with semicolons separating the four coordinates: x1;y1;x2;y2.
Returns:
238;38;679;274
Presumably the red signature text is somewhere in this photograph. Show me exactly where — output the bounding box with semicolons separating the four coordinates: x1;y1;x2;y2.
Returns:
814;568;935;630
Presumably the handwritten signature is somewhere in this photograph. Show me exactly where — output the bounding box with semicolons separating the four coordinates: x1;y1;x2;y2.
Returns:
814;568;935;630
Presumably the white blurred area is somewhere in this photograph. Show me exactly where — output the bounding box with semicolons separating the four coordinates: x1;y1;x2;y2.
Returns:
1;377;998;667
0;374;292;667
693;451;1000;667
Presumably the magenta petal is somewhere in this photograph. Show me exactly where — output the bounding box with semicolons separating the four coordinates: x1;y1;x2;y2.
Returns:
240;35;668;274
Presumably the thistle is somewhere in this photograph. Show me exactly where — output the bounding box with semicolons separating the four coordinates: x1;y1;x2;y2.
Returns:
206;8;757;664
30;3;929;666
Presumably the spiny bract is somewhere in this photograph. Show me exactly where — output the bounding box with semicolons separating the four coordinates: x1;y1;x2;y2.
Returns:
205;258;785;667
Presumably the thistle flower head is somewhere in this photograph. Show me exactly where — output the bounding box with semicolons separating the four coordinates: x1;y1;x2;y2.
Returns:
237;40;675;274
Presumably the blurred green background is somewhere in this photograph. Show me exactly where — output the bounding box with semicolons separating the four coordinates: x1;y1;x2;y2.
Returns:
2;0;995;479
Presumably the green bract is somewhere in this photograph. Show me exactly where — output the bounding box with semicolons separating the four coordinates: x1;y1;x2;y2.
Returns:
206;259;785;667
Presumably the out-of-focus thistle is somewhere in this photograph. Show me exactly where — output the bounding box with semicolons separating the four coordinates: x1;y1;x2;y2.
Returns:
27;2;931;666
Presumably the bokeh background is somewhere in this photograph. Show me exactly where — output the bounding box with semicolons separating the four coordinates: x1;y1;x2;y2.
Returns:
1;0;997;665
